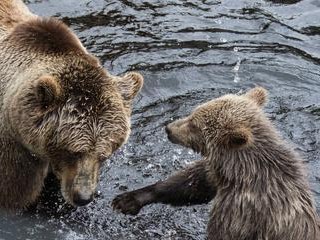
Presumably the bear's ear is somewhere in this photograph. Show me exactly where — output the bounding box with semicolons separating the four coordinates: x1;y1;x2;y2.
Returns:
225;127;253;148
116;72;143;102
244;87;268;107
35;75;61;109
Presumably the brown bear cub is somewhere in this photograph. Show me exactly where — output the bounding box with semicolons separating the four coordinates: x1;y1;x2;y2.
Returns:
0;0;143;209
113;87;320;240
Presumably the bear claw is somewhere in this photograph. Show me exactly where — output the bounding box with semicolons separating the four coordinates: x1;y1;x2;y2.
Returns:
112;192;142;215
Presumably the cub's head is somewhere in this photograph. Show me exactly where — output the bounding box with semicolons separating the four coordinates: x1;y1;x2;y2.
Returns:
8;57;143;206
165;87;268;155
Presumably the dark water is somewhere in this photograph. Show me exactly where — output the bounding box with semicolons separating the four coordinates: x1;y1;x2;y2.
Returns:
1;0;320;239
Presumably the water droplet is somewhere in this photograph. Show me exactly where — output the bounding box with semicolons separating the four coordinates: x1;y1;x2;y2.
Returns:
220;38;227;43
232;58;241;83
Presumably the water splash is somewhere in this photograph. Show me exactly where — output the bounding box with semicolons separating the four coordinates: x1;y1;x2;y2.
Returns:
232;57;241;83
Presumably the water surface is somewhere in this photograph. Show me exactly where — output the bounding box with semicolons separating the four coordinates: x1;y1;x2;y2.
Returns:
0;0;319;239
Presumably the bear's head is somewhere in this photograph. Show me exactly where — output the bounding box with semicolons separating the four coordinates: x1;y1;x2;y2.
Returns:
165;87;268;156
3;19;143;206
6;56;143;206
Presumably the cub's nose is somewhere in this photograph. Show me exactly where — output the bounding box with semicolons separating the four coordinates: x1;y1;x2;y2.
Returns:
73;191;94;206
165;125;172;136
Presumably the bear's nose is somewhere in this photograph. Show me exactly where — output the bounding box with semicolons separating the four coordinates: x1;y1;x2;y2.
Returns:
73;191;94;206
165;125;172;135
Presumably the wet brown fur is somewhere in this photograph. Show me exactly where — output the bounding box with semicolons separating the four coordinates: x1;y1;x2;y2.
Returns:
0;0;143;209
113;87;320;240
7;18;87;54
0;0;34;32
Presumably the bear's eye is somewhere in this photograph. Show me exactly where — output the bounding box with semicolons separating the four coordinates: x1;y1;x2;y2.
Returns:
60;150;83;162
188;120;198;131
72;151;84;160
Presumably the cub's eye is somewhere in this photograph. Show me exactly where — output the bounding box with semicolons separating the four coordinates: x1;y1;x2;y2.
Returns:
188;120;198;131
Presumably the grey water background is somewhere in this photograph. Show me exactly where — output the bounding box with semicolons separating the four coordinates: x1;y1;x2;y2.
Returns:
0;0;319;239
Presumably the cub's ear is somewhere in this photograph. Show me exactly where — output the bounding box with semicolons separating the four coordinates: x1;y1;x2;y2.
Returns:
224;127;253;148
116;72;143;102
244;87;268;107
35;75;61;109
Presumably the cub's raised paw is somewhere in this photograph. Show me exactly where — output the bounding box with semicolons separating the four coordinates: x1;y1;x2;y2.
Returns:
112;192;142;215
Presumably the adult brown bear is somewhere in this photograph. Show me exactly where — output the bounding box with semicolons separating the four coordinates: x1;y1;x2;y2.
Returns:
0;0;143;209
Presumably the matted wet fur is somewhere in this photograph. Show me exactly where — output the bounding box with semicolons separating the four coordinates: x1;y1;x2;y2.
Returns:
113;87;320;240
0;0;143;209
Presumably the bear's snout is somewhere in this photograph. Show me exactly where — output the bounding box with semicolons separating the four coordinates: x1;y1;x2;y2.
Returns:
165;124;175;142
165;125;172;136
72;191;94;206
165;124;180;144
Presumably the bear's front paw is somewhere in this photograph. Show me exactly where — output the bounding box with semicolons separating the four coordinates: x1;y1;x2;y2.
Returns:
112;192;142;215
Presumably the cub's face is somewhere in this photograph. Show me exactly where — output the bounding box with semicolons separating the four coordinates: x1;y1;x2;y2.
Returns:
165;87;268;155
10;59;143;206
